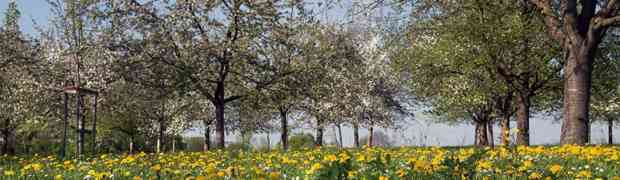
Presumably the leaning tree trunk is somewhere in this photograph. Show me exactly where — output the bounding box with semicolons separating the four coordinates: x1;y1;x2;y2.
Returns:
608;119;614;145
487;121;494;147
516;94;531;146
368;126;374;147
561;47;594;145
280;108;288;150
353;123;360;148
315;118;324;147
337;123;343;148
474;121;489;147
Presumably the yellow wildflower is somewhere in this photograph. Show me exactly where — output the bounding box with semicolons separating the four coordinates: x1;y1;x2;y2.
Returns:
576;170;592;178
528;172;543;179
3;170;15;176
379;176;389;180
548;164;562;174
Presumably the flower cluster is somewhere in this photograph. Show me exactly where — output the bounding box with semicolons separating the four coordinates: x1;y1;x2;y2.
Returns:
1;145;620;179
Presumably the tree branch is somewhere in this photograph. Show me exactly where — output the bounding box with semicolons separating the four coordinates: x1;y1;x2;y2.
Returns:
528;0;566;42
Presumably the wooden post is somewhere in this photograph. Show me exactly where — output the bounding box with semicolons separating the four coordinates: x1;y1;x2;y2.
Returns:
76;93;83;158
60;93;68;158
92;94;97;154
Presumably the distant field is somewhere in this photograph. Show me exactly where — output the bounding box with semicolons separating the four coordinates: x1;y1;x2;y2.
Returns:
0;145;619;179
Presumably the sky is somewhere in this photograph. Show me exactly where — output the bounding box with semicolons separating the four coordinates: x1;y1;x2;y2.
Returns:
2;0;619;147
0;0;50;35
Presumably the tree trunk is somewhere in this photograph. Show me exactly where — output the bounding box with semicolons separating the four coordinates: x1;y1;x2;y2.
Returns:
1;118;12;155
475;121;489;147
487;121;494;147
129;135;134;154
609;119;614;145
516;94;531;146
203;124;211;151
215;102;225;149
315;118;324;147
353;123;360;148
337;123;343;148
368;126;374;147
561;47;594;145
501;115;510;145
280;108;288;150
157;119;165;153
172;136;176;153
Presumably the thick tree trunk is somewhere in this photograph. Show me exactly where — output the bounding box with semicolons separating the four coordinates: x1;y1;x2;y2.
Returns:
475;121;489;147
516;94;531;146
501;115;510;145
353;123;360;148
487;121;494;147
1;118;13;155
215;103;225;149
561;48;594;145
280;109;288;150
368;126;374;147
608;119;613;145
204;124;211;151
315;118;324;147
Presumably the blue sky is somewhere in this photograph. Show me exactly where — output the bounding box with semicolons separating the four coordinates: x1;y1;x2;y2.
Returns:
0;0;51;35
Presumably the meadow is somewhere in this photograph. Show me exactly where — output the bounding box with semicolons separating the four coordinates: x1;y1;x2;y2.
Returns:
1;145;620;179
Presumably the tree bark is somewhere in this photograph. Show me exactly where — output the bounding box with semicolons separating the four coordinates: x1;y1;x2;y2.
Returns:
516;94;531;146
129;135;134;154
487;121;494;147
609;119;614;145
280;108;288;150
337;123;343;148
368;126;374;147
353;123;360;148
172;136;176;153
315;118;324;147
204;123;211;151
215;102;225;149
157;119;165;153
475;121;489;147
501;115;510;145
561;47;594;145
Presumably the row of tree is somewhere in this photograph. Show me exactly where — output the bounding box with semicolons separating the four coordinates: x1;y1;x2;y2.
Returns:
0;0;618;156
0;0;408;155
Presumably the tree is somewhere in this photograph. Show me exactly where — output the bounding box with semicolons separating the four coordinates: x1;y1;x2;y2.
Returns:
590;32;620;144
0;0;40;155
528;0;620;144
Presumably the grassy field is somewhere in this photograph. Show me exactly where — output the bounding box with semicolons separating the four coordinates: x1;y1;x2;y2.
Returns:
0;145;619;179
